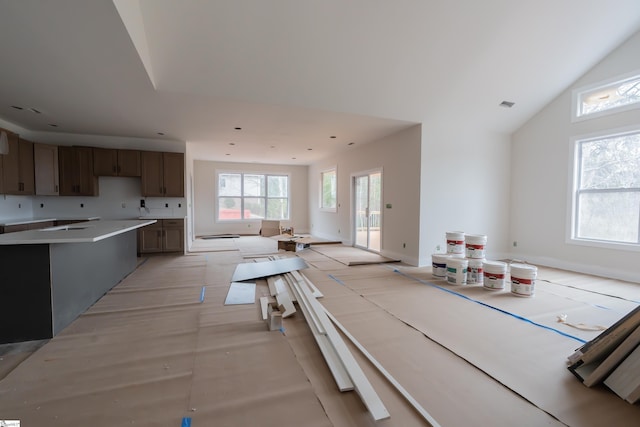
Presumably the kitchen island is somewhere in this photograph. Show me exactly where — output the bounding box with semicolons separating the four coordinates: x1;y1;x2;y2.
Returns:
0;219;156;344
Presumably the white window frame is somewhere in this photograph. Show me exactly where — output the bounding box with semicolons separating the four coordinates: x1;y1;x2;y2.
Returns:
566;126;640;252
320;166;337;212
216;171;290;222
572;69;640;122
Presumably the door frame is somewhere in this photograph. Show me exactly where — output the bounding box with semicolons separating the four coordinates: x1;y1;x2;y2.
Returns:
351;167;383;252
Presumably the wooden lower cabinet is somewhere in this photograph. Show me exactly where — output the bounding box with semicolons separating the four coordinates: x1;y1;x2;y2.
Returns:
138;219;184;254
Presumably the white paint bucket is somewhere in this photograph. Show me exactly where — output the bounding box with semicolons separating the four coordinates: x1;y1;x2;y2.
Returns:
431;254;453;279
446;231;465;255
510;263;538;297
446;257;468;285
467;258;484;285
483;260;507;290
465;234;487;259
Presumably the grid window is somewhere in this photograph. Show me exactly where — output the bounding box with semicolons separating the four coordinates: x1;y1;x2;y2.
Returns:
573;131;640;245
320;168;337;211
575;73;640;119
218;173;289;221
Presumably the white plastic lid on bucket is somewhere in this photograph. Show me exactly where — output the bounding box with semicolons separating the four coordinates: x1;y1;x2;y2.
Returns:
510;263;538;297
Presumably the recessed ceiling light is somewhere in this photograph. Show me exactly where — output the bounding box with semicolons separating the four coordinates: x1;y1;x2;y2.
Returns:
234;127;242;130
348;142;355;146
292;157;296;160
28;108;42;114
270;145;275;149
229;142;236;146
48;124;58;127
11;105;23;110
307;148;313;151
225;153;231;156
157;132;165;136
330;136;336;139
499;101;515;108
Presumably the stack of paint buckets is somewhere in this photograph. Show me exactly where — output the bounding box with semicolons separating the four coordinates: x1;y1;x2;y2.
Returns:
431;231;538;297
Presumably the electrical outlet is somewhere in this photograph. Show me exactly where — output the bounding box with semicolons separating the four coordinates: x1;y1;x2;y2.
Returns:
403;243;406;248
140;199;145;208
165;203;169;208
513;241;518;247
436;245;441;251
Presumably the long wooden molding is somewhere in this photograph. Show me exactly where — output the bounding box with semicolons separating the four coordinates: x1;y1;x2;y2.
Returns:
322;308;442;427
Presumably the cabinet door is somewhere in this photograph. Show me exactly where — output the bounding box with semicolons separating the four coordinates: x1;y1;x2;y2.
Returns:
18;138;35;194
34;143;59;195
117;149;141;177
141;151;164;196
75;147;98;196
1;132;20;194
163;153;184;197
58;146;76;195
162;219;184;252
93;147;118;176
138;225;163;253
58;146;98;196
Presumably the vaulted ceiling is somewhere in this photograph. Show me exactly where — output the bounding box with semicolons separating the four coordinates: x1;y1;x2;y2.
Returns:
1;1;639;164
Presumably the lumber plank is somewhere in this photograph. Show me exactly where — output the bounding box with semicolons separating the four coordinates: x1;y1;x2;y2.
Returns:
291;271;390;421
260;296;269;320
323;307;441;427
287;273;353;391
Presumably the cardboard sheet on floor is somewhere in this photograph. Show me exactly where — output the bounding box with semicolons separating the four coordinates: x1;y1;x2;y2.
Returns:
319;266;640;427
311;244;399;266
231;256;308;282
224;282;256;305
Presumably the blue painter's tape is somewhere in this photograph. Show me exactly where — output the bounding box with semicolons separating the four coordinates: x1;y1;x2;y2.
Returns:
181;417;192;427
328;274;345;286
279;327;285;334
200;286;206;303
390;268;587;344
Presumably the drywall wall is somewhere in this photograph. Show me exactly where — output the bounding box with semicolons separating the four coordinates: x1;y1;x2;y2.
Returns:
419;123;512;266
309;125;422;265
511;30;640;283
193;160;309;236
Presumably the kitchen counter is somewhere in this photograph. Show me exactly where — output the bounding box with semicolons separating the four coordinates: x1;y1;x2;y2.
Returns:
0;219;157;344
0;216;100;226
0;219;156;245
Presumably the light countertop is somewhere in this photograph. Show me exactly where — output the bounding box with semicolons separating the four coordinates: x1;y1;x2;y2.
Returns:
0;217;101;226
0;219;156;245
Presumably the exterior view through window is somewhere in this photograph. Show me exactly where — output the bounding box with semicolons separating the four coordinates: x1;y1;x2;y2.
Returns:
218;173;289;220
576;74;640;118
321;168;337;211
573;131;640;245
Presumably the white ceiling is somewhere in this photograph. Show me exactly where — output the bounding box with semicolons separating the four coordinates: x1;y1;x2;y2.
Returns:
0;0;639;165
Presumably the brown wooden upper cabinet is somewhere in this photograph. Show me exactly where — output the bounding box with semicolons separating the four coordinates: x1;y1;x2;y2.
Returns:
34;143;60;196
1;131;35;195
93;148;141;177
58;146;99;196
141;151;184;197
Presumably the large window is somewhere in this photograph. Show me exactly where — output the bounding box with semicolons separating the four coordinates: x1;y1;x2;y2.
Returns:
218;172;289;221
571;130;640;247
320;168;337;212
573;71;640;120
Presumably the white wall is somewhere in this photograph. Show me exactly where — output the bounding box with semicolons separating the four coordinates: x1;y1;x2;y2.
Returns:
309;125;423;265
419;123;512;266
193;160;309;236
511;31;640;283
